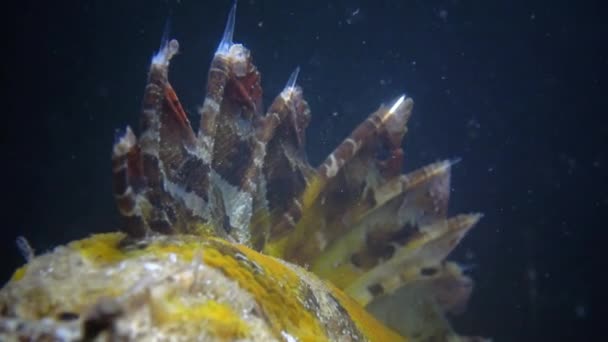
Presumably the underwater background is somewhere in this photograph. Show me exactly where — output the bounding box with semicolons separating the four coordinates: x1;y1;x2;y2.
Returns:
1;0;602;340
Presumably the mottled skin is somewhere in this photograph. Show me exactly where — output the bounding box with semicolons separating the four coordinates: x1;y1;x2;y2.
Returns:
0;4;486;341
1;233;404;341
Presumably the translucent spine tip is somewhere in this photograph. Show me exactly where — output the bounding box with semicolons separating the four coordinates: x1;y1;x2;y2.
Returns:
216;1;237;55
281;66;301;102
382;94;412;125
16;236;34;262
449;157;463;166
160;17;171;52
388;95;406;114
151;18;179;66
285;66;300;90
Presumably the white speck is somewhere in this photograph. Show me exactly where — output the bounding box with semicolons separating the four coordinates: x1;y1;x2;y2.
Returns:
168;253;177;263
530;13;536;20
575;304;587;318
362;40;366;45
332;111;339;117
346;8;361;25
258;21;263;27
281;331;297;342
144;263;162;272
411;60;417;66
467;117;481;129
441;75;447;80
439;9;448;21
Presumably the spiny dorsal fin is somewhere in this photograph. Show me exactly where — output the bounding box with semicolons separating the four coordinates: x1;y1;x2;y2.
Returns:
110;4;484;341
265;97;414;260
309;160;456;281
344;213;481;305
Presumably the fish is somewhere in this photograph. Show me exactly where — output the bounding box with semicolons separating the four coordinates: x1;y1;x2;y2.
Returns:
0;2;486;341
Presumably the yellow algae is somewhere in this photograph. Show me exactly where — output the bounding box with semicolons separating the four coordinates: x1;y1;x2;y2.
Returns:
10;266;26;282
327;282;406;342
69;232;126;263
203;238;328;342
62;233;402;341
66;234;327;340
69;233;202;265
142;239;200;262
153;295;250;340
